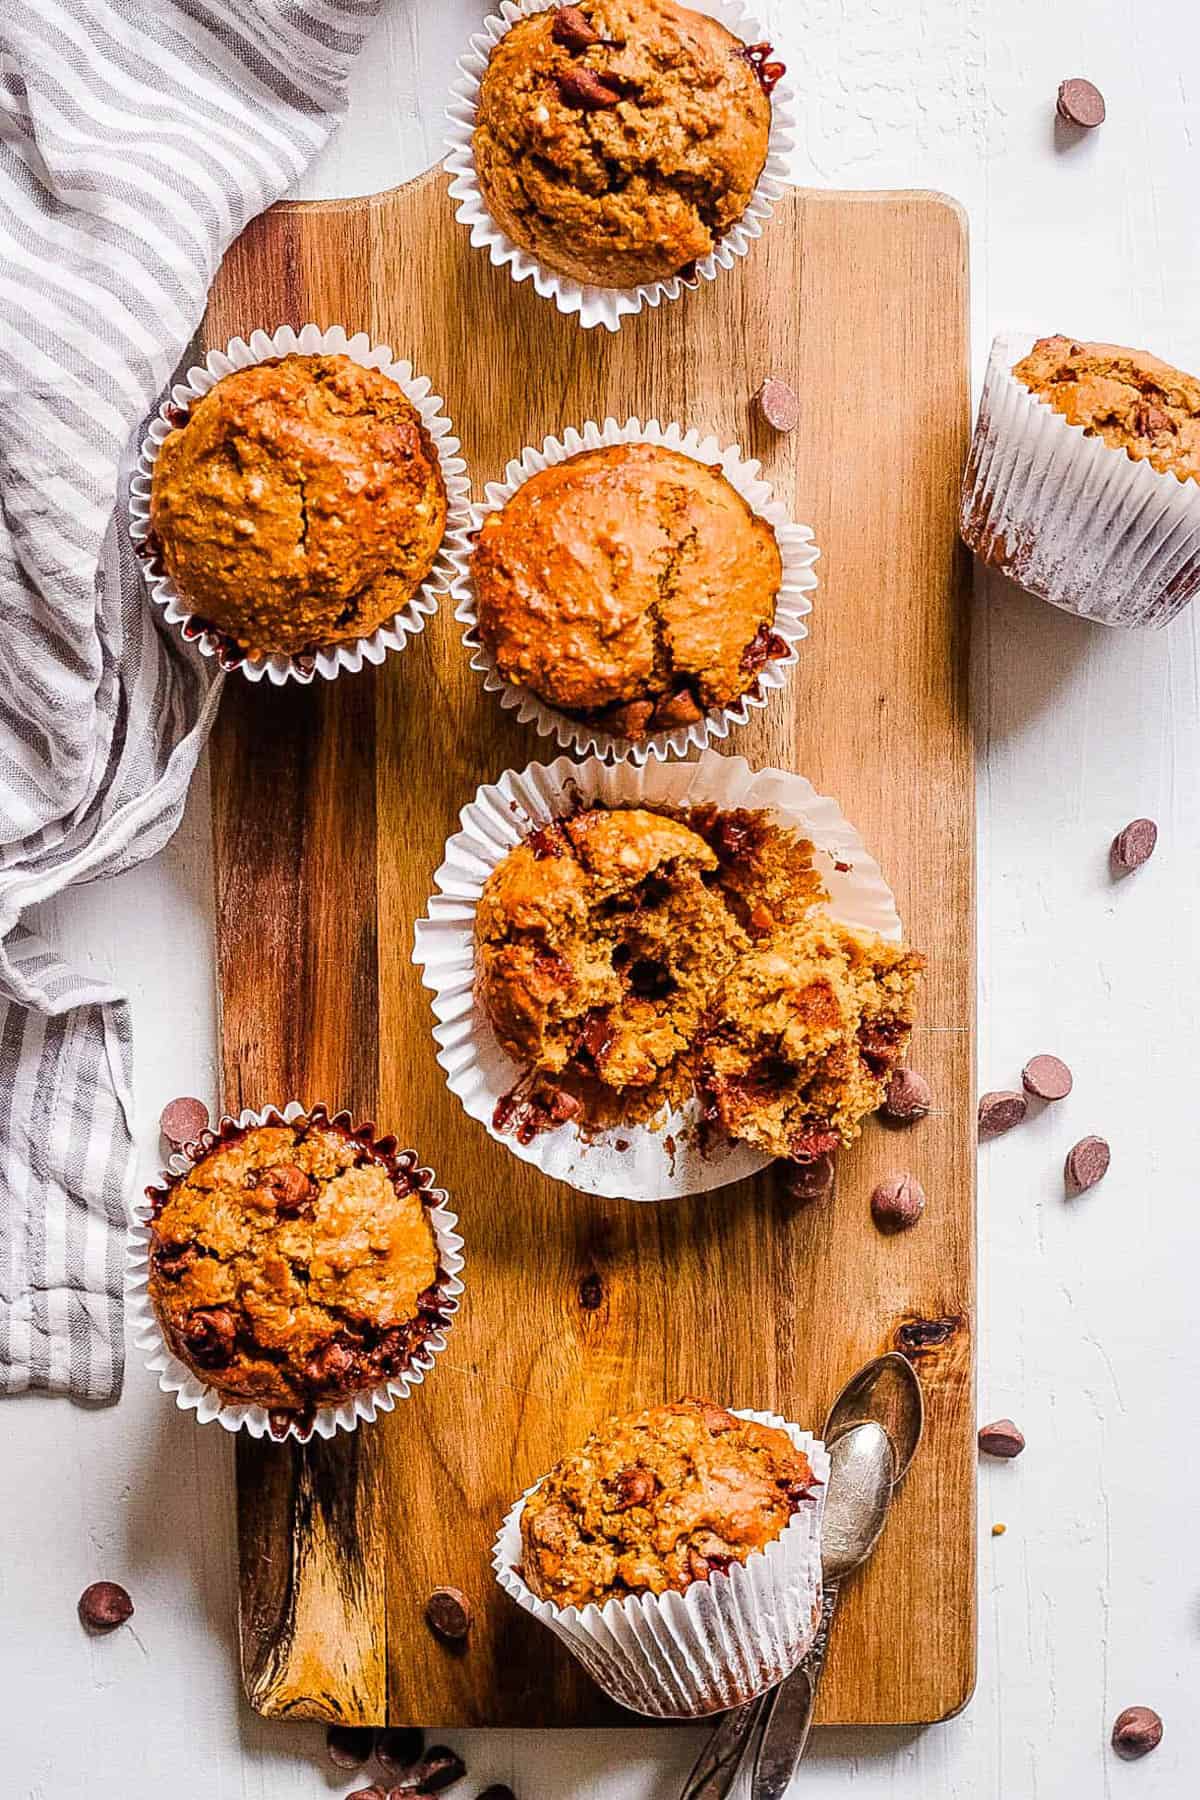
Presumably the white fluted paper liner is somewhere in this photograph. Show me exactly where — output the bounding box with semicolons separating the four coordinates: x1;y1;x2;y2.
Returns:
960;331;1200;629
125;1102;466;1443
129;324;473;684
451;417;819;763
412;751;902;1200
493;1411;829;1717
445;0;797;333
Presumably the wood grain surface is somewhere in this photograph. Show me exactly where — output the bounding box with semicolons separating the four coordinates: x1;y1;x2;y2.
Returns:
206;168;974;1728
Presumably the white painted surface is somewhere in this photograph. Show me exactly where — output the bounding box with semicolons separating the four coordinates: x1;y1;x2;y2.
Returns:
3;2;1199;1795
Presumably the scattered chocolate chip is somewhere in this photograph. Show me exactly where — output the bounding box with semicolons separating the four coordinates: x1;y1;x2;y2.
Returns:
870;1172;925;1233
978;1090;1027;1139
1111;817;1157;873
1056;77;1106;129
376;1728;425;1777
425;1587;472;1643
159;1095;209;1149
395;1747;467;1794
1021;1054;1073;1101
754;376;800;433
78;1580;133;1633
978;1419;1025;1459
1111;1706;1163;1760
551;4;599;50
556;67;621;108
612;1466;658;1510
326;1726;376;1771
1065;1135;1110;1194
778;1151;835;1204
881;1068;932;1123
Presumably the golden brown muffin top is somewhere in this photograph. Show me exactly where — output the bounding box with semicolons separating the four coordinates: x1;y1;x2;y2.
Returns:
477;805;830;1136
1013;336;1200;485
472;444;785;737
147;1115;448;1414
472;0;775;288
520;1397;819;1607
696;918;924;1161
149;354;448;656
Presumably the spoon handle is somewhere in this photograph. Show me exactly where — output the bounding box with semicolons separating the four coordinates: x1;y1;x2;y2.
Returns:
678;1692;768;1799
750;1582;842;1799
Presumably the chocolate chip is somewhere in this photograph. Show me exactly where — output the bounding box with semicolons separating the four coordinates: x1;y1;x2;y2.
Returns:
978;1419;1025;1459
159;1095;209;1149
1021;1054;1073;1101
700;1401;736;1434
556;67;621;108
778;1151;835;1204
477;1789;517;1800
258;1161;314;1215
1111;817;1157;873
652;688;705;730
394;1747;467;1794
870;1172;925;1233
755;376;800;433
425;1587;472;1643
376;1728;425;1777
348;1788;388;1800
1111;1706;1163;1760
78;1580;133;1633
789;1126;841;1160
978;1090;1027;1139
1056;77;1106;128
1065;1135;1110;1194
182;1305;238;1370
326;1726;375;1771
881;1068;932;1123
551;5;599;51
612;1466;658;1510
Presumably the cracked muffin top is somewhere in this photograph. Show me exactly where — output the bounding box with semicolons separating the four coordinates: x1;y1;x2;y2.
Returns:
147;1113;453;1415
471;444;786;740
149;354;448;656
696;918;924;1162
1013;336;1200;485
472;0;777;288
520;1397;819;1607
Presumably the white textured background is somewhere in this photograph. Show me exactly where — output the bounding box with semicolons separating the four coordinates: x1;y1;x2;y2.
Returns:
3;2;1199;1795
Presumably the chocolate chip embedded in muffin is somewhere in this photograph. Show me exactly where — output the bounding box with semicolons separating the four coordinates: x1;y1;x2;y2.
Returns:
472;0;775;288
471;444;785;741
146;1110;454;1413
696;921;923;1161
519;1398;819;1607
149;354;448;657
1012;337;1200;485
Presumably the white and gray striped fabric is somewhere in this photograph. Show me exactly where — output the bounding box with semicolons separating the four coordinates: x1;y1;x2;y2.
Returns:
0;0;380;1401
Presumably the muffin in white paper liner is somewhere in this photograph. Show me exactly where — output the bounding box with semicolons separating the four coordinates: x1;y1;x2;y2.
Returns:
412;751;903;1201
126;1102;465;1444
451;416;819;763
444;0;797;333
960;331;1200;629
493;1411;829;1717
129;323;473;684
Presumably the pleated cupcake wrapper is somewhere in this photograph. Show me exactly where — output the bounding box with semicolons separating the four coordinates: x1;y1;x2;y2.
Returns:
444;0;797;333
129;323;473;684
412;750;902;1201
960;330;1200;629
125;1101;466;1444
493;1411;829;1718
450;416;819;763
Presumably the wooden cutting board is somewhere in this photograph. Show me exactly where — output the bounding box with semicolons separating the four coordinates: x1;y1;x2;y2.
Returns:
205;168;974;1728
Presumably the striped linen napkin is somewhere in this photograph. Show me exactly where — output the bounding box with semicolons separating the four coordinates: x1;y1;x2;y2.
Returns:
0;0;380;1402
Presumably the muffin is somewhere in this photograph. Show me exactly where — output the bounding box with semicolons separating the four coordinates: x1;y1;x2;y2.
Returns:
475;801;919;1151
471;0;778;289
520;1397;820;1607
149;354;448;656
470;443;786;739
145;1109;457;1417
696;918;924;1161
960;332;1200;628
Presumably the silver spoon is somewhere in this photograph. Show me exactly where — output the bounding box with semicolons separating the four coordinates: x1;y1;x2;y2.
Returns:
680;1354;924;1800
751;1355;924;1797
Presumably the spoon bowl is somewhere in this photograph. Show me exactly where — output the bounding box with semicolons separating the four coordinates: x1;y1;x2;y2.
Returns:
820;1421;895;1581
823;1350;924;1483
